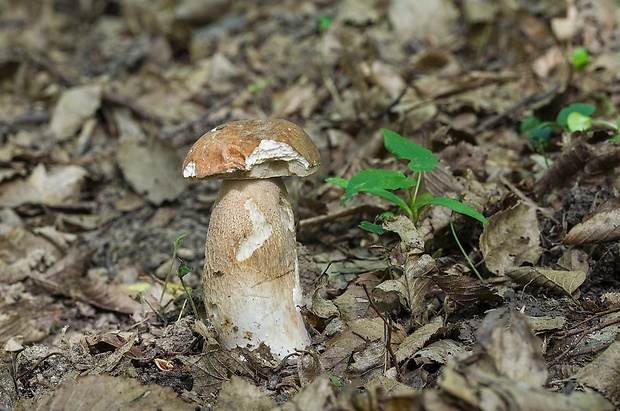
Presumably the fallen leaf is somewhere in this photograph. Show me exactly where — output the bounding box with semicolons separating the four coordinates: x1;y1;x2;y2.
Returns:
479;201;542;275
476;308;548;385
28;374;197;411
115;109;187;205
0;164;88;207
388;0;459;44
50;84;102;141
215;375;276;411
506;267;586;296
573;341;620;403
563;198;620;245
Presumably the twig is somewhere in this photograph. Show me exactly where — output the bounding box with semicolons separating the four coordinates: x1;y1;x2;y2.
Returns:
474;84;561;133
159;92;237;142
15;352;66;380
362;284;400;377
25;52;164;126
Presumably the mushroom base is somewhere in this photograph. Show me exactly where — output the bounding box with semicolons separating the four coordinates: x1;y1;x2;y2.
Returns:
203;178;310;358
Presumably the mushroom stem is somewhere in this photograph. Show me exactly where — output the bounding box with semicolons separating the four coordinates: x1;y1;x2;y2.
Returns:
204;177;310;358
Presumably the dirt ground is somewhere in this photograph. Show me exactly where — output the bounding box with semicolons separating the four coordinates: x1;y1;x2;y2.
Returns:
1;0;620;410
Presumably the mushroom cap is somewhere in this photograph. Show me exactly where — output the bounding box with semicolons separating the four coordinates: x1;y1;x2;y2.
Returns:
182;118;320;180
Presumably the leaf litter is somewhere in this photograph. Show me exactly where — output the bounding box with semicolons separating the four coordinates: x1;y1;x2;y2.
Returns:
1;0;620;410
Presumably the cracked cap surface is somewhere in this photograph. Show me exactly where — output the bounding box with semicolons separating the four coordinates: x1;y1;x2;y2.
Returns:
182;118;320;180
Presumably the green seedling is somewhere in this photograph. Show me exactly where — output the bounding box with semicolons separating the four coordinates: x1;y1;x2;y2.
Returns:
326;129;488;281
159;234;187;305
521;102;620;149
572;47;589;70
177;260;199;319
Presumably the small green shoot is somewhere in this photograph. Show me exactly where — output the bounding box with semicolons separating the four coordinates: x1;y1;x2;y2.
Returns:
520;102;620;150
177;260;199;319
327;371;342;389
572;47;589;70
326;129;488;281
159;234;187;305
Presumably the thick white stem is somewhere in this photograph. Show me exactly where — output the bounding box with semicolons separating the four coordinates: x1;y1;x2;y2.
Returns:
203;178;310;358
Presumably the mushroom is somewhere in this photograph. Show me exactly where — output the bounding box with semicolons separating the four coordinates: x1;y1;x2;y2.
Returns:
182;118;320;358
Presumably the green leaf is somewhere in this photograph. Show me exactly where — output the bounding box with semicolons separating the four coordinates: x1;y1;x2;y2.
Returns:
572;47;589;70
177;263;193;278
343;169;415;203
363;187;412;216
557;103;595;128
174;234;187;249
318;15;333;33
566;111;593;132
359;221;386;234
519;116;541;133
382;129;437;173
527;121;562;151
325;177;349;188
415;193;488;224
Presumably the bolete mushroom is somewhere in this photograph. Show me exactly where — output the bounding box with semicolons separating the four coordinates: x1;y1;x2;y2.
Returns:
182;118;320;358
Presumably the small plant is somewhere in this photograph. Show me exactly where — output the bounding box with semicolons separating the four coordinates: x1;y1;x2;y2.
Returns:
572;47;590;70
326;129;488;280
159;234;187;305
521;102;620;150
177;260;200;319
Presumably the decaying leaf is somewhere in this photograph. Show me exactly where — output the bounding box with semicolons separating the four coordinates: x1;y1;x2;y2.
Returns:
573;341;620;403
563;198;620;245
439;358;614;411
115;109;187;205
479;201;542;275
395;317;444;363
26;374;196;411
432;273;503;305
50;84;102;141
506;267;586;296
477;308;548;385
215;375;276;411
0;164;88;207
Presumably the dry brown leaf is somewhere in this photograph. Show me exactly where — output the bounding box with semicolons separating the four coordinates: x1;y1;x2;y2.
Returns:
388;0;458;44
215;376;276;411
395;317;444;363
439;358;614;411
506;267;586;296
563;198;620;245
477;308;548;385
27;374;197;411
0;164;88;207
432;274;503;306
50;84;102;141
573;341;620;403
479;201;542;275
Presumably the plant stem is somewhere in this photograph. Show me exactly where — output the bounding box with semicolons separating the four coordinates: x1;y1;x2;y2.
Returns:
179;275;200;319
159;247;179;305
592;119;618;130
410;172;423;222
449;217;485;283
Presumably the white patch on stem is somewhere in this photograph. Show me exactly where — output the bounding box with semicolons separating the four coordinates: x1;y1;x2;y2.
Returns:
236;198;272;261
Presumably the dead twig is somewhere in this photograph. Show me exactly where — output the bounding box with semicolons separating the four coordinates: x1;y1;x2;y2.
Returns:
362;284;401;378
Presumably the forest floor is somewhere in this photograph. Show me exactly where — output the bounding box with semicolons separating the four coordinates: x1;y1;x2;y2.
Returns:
1;0;620;410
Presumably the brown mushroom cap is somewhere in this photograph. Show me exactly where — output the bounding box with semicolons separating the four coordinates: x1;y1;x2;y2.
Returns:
182;118;320;180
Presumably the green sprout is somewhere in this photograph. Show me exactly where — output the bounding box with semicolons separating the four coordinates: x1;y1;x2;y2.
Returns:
159;234;187;305
326;129;488;281
572;47;589;70
177;260;199;319
521;102;620;149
